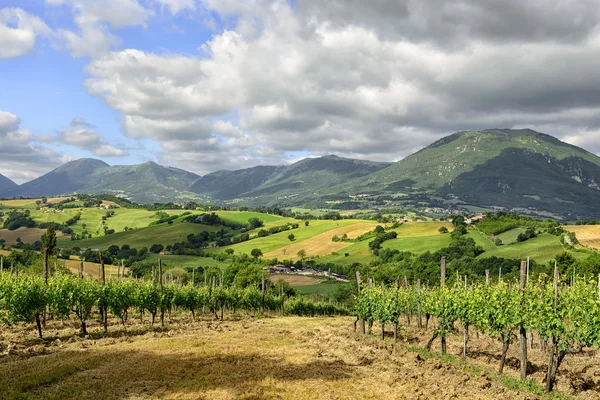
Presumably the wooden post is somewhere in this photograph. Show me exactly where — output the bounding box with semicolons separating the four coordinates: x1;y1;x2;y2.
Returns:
499;266;502;282
192;269;195;286
79;261;84;279
1;256;3;272
356;271;365;335
440;256;446;287
152;264;156;286
440;256;446;354
485;269;490;286
261;275;266;313
416;278;422;329
99;251;107;332
519;260;528;381
220;270;225;320
526;256;530;283
43;248;49;284
159;258;164;327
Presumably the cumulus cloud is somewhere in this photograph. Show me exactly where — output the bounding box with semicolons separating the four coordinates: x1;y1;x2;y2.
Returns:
0;110;68;182
46;117;129;157
47;0;152;58
79;0;600;173
0;8;52;58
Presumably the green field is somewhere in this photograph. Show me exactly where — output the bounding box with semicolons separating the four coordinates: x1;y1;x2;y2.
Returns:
383;234;453;254
59;221;223;249
213;219;360;255
477;233;578;264
145;254;228;270
495;227;528;245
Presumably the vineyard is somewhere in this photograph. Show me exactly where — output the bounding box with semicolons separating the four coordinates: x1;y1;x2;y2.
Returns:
0;269;346;341
353;258;600;393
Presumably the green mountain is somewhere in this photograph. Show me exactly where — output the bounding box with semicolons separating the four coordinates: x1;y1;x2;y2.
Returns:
0;173;17;192
337;129;600;219
0;158;109;199
0;159;199;203
190;155;391;203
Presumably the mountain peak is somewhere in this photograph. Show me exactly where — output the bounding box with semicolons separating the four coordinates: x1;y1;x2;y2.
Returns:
0;173;17;191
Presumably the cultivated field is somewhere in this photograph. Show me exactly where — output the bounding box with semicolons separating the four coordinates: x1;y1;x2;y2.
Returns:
0;227;67;244
1;315;596;399
263;222;377;259
565;225;600;250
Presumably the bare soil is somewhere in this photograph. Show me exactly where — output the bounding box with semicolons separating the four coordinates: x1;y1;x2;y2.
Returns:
2;315;597;399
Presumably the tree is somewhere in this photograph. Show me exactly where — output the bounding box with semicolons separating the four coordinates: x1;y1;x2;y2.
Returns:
439;226;449;234
304;220;309;227
288;233;295;241
250;248;263;259
297;249;306;261
41;196;48;204
248;218;264;229
41;227;57;256
150;244;164;254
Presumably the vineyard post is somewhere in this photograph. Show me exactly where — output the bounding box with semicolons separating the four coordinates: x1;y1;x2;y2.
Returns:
79;261;84;279
416;278;422;329
192;269;195;286
152;264;155;286
597;273;600;300
404;276;411;325
159;258;165;327
527;256;530;283
485;270;490;286
394;278;400;342
42;248;49;327
499;267;502;282
519;260;528;381
356;271;365;335
220;270;225;320
440;256;447;354
261;275;266;313
1;256;3;272
545;262;560;392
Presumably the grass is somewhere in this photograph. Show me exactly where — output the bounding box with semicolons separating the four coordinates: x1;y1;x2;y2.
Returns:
212;219;360;256
383;234;453;253
391;221;453;237
59;221;223;249
495;227;528;244
0;227;67;244
145;254;229;270
478;233;577;264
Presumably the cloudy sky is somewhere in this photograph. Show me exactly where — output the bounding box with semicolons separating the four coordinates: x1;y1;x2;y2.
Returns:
1;0;600;183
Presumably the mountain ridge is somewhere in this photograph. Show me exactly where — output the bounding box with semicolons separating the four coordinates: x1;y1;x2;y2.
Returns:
0;173;17;191
2;129;600;219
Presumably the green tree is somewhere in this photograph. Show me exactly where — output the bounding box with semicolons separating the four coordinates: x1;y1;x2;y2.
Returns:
250;248;263;260
438;226;449;234
304;220;309;227
297;249;306;261
288;233;295;241
41;226;57;255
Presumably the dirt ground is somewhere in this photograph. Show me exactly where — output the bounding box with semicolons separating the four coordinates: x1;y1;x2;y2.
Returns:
268;274;324;286
2;314;598;399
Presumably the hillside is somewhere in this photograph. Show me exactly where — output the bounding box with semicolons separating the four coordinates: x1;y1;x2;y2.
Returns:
0;173;16;191
334;129;600;219
0;159;199;203
191;155;390;204
0;159;109;199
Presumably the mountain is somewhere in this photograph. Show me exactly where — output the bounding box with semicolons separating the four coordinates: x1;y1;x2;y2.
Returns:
189;155;391;203
0;173;17;192
337;129;600;219
0;159;200;203
0;158;109;199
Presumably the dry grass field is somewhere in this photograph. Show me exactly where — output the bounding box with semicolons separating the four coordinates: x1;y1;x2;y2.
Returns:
0;227;67;244
564;225;600;250
4;315;594;400
263;222;376;259
267;274;323;286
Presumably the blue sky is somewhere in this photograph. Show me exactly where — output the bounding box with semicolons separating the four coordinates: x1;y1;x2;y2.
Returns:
1;0;600;183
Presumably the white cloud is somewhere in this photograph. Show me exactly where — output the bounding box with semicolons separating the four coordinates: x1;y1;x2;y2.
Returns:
0;109;68;182
48;0;152;58
0;8;51;59
78;0;600;174
48;117;129;157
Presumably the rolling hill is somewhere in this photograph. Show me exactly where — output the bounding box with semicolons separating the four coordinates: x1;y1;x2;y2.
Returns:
0;159;200;203
3;129;600;218
190;155;391;203
0;173;17;191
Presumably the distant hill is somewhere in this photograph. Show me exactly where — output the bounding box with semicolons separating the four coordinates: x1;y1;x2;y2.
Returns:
0;159;199;203
190;155;391;203
0;158;109;199
336;129;600;219
0;173;17;192
3;129;600;218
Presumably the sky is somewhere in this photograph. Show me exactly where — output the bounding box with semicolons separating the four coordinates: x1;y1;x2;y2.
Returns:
1;0;600;184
